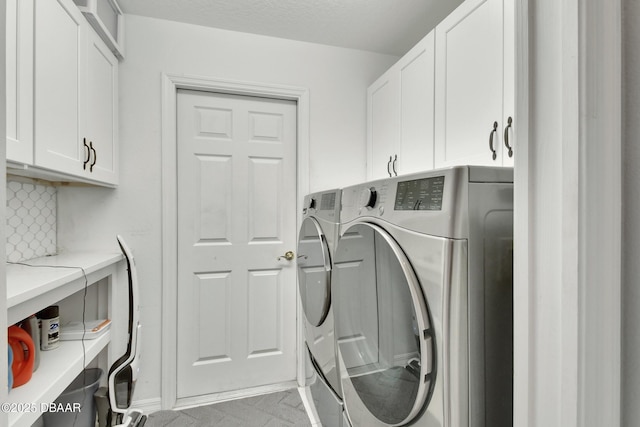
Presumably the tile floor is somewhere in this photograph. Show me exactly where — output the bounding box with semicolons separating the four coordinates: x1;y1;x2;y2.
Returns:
145;388;313;427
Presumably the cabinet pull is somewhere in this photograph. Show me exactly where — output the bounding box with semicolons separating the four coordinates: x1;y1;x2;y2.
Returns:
89;141;97;172
392;154;398;176
504;116;514;158
489;121;498;161
387;156;393;177
83;138;91;170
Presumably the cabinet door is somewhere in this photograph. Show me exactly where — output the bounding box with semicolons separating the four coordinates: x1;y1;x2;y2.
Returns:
398;31;435;175
6;0;34;164
367;73;400;180
82;29;118;185
434;0;505;167
34;0;86;176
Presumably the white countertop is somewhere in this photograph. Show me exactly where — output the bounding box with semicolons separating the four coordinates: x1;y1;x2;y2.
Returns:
7;252;124;325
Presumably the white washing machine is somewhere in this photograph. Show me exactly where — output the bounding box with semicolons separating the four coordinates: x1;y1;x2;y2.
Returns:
297;189;345;427
333;166;513;427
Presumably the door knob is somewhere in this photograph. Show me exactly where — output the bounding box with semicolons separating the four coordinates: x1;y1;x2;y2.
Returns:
278;251;295;261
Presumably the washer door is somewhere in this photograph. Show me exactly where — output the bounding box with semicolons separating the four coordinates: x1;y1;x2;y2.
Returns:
297;217;332;327
333;222;436;426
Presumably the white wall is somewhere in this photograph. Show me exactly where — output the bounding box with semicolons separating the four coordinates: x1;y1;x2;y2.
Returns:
56;15;396;403
622;0;640;425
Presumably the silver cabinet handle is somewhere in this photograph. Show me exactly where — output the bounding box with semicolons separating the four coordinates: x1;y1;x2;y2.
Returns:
489;121;498;161
392;154;398;176
387;156;393;177
504;116;514;158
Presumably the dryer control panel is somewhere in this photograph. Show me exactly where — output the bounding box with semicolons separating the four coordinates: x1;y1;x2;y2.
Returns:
340;166;512;238
394;175;445;211
302;189;341;221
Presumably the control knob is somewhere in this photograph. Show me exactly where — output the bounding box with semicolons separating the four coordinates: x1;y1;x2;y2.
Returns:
307;198;316;210
360;187;377;209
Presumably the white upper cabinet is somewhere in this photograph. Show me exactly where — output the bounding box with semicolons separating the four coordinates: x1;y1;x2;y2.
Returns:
368;69;400;180
82;27;119;184
6;0;119;187
367;31;436;180
434;0;514;168
33;0;85;175
6;0;34;164
398;34;436;176
366;0;515;175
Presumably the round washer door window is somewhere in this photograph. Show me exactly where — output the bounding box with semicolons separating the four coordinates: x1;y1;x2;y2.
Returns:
333;222;436;426
297;217;332;327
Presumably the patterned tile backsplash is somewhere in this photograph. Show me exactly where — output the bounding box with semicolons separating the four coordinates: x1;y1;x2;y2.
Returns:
6;179;57;262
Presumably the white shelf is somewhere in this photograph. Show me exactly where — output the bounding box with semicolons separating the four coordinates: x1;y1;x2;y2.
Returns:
7;330;111;427
6;252;123;427
7;252;123;325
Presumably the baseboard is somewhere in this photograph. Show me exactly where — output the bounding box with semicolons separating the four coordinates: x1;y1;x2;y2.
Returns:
131;397;162;415
173;380;300;411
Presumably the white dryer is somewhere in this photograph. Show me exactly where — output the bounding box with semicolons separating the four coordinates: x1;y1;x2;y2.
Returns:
297;189;344;427
333;166;513;427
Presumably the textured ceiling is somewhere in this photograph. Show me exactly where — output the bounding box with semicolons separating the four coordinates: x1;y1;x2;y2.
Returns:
117;0;464;56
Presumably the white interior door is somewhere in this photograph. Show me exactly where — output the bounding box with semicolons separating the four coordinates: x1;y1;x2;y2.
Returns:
176;89;298;398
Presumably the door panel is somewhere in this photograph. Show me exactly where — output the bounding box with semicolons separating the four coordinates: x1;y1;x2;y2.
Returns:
248;157;283;241
247;270;284;357
177;90;297;398
195;155;232;242
194;272;231;363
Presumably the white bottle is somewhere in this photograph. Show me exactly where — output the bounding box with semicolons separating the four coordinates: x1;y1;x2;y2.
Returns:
39;306;60;351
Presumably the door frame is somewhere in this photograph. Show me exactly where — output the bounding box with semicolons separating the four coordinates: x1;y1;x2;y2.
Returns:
160;73;310;409
513;0;622;426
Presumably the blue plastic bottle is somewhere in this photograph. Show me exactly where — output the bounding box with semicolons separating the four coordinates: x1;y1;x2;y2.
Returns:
8;346;13;391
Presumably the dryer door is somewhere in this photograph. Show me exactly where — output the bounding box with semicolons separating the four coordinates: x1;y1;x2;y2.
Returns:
333;222;436;427
297;217;332;327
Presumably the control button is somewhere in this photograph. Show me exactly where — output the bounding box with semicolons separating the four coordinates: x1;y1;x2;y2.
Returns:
359;187;377;209
379;206;385;216
308;198;316;210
